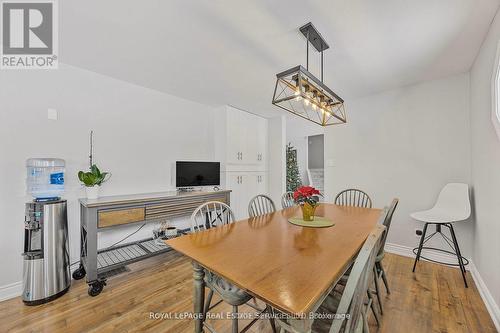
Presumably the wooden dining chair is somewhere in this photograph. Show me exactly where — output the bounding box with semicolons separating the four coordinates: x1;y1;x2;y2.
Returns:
274;224;386;333
281;191;295;209
373;198;399;315
191;201;276;333
248;194;276;217
335;189;373;208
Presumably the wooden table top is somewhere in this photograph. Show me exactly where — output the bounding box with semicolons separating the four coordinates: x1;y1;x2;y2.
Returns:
166;203;382;315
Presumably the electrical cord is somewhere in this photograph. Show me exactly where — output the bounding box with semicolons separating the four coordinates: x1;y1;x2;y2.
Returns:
69;223;147;268
104;223;147;250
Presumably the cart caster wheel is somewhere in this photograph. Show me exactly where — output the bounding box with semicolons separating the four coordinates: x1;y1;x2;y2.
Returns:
88;281;106;297
72;265;86;280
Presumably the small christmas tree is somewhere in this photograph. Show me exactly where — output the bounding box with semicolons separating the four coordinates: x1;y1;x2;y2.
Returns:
286;143;302;191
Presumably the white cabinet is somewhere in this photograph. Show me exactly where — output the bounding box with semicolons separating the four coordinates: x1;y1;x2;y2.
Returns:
215;106;270;219
216;106;268;169
225;171;268;220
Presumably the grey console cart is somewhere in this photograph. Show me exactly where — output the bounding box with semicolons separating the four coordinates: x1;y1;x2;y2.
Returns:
74;190;231;296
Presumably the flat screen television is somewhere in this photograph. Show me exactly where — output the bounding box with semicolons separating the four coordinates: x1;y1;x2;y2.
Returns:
176;161;220;187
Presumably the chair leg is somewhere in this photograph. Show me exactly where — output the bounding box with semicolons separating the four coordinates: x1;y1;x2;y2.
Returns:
362;303;370;333
448;224;468;288
373;267;383;315
378;261;390;294
204;289;213;317
232;305;239;333
267;307;277;333
367;290;380;326
412;223;429;272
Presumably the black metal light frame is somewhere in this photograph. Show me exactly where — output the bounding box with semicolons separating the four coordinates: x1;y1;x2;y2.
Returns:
272;22;346;126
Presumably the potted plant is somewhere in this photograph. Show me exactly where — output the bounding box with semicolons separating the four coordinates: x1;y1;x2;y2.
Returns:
294;186;322;221
78;164;110;199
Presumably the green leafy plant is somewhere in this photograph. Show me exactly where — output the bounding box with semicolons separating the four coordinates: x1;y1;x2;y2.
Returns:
78;164;110;187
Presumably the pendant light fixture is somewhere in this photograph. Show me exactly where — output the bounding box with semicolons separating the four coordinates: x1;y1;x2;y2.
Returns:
272;22;346;126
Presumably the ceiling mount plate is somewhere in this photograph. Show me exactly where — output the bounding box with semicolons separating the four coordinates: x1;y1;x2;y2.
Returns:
299;22;329;52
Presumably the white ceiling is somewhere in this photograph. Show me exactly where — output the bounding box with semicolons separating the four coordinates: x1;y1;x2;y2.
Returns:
60;0;499;117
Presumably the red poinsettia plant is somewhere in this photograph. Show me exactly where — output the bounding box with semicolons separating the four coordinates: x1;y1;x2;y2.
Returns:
293;186;322;207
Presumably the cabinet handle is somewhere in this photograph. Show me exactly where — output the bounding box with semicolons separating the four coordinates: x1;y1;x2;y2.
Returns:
241;152;243;160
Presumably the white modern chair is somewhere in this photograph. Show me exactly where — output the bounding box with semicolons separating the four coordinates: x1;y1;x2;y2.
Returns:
411;183;471;287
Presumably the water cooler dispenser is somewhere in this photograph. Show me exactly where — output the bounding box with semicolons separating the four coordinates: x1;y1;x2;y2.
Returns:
22;159;71;305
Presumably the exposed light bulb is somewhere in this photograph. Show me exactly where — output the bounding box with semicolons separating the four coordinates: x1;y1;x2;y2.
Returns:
312;103;317;110
294;89;300;96
304;99;310;106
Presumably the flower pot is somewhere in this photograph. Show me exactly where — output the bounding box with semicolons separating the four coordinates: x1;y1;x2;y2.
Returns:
301;202;317;221
86;186;100;199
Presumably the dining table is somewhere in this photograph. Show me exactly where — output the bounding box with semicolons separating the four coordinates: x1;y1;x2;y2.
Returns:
166;203;383;333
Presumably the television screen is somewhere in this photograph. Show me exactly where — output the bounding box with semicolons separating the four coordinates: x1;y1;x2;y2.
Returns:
176;161;220;187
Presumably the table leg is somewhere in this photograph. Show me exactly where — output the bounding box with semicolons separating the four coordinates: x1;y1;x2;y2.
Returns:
193;261;205;333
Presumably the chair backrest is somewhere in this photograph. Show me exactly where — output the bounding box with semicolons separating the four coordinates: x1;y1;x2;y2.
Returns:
190;201;235;232
432;183;471;221
248;194;276;218
378;199;399;256
335;189;372;208
330;223;386;333
281;191;295;209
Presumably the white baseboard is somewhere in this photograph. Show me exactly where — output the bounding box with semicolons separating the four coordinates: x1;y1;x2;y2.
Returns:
469;262;500;332
385;242;500;331
0;281;22;302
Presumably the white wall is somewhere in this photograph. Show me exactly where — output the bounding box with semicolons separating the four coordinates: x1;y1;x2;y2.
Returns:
324;73;473;256
0;64;216;291
470;8;500;324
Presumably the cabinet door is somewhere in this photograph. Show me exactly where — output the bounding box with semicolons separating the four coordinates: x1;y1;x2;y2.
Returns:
227;173;242;219
241;173;256;218
226;109;243;164
257;172;267;195
256;118;268;166
243;113;258;164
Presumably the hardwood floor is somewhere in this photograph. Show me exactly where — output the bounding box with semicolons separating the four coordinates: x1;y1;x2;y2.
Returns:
0;252;496;333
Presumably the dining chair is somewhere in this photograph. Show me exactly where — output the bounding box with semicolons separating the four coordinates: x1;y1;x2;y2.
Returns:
248;194;276;217
281;191;295;209
274;224;386;333
411;183;471;287
190;201;276;333
335;189;373;208
372;198;399;315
